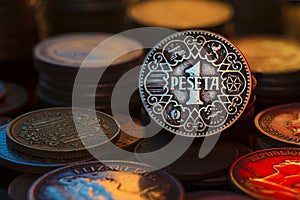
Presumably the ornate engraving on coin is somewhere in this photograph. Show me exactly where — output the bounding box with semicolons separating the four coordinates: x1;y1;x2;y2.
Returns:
255;103;300;146
139;30;252;137
29;161;185;200
230;148;300;200
7;108;120;159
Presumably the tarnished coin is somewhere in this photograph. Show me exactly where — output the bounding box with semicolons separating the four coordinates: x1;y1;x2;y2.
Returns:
8;174;39;200
34;33;143;68
0;124;94;174
7;107;120;159
255;103;300;146
0;82;28;116
127;0;233;30
139;30;252;137
28;161;185;200
186;190;253;200
230;148;300;200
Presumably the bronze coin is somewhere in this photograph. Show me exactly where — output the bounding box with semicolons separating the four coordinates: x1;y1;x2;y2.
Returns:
0;82;28;116
8;174;39;200
140;30;253;137
7;107;120;159
0;124;94;174
229;148;300;200
255;103;300;146
28;161;185;200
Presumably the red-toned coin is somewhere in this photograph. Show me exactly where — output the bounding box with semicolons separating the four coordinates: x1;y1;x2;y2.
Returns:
230;148;300;200
255;103;300;146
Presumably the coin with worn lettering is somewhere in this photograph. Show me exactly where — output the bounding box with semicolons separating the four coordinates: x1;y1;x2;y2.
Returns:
229;148;300;200
7;107;120;159
186;190;253;200
255;103;300;146
28;161;185;200
139;30;252;137
0;124;95;174
8;174;39;200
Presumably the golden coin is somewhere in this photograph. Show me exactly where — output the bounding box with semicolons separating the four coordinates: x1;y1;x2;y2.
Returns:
127;0;233;30
7;107;120;159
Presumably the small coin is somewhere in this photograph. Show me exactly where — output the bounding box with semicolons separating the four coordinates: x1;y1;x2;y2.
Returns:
235;35;300;74
7;107;120;159
135;137;238;183
0;124;94;174
28;161;185;200
186;190;253;200
34;33;143;68
127;0;233;30
0;82;28;116
8;174;39;200
255;103;300;146
139;30;252;137
229;148;300;200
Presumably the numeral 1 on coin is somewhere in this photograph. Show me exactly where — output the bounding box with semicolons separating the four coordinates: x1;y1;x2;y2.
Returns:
185;61;203;105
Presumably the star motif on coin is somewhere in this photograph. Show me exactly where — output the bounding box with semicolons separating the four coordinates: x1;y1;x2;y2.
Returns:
226;75;242;93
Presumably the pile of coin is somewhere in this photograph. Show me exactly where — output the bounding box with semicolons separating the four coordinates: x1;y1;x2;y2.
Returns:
36;0;127;38
33;33;143;114
234;35;300;108
126;0;234;36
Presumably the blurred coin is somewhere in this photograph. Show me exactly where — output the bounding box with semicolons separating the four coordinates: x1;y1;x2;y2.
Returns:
28;161;185;200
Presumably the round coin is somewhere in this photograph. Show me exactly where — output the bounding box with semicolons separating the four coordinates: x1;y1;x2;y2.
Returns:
28;161;185;200
7;107;120;159
255;103;300;146
0;124;95;174
230;148;300;200
139;30;252;137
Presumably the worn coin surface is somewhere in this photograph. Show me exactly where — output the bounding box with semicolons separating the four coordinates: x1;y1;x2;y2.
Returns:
140;30;252;137
230;148;300;200
7;107;120;159
0;124;94;174
28;161;185;200
255;103;300;146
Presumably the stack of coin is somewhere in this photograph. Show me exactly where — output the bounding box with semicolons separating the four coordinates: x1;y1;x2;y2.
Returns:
254;103;300;150
134;132;252;190
126;0;234;36
33;33;143;115
36;0;127;38
229;148;300;200
28;161;185;200
234;35;300;109
0;107;120;174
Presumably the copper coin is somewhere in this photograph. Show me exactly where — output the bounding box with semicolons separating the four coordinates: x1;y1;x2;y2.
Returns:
230;148;300;200
0;124;95;174
8;174;39;200
186;190;252;200
127;0;233;30
255;103;300;146
28;161;185;200
140;30;252;137
0;82;28;116
7;107;120;159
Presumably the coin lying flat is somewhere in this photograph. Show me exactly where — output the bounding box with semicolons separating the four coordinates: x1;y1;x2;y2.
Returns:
186;190;252;200
7;107;120;159
28;161;185;200
8;174;39;200
255;103;300;146
0;124;94;174
140;30;252;137
230;148;300;200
